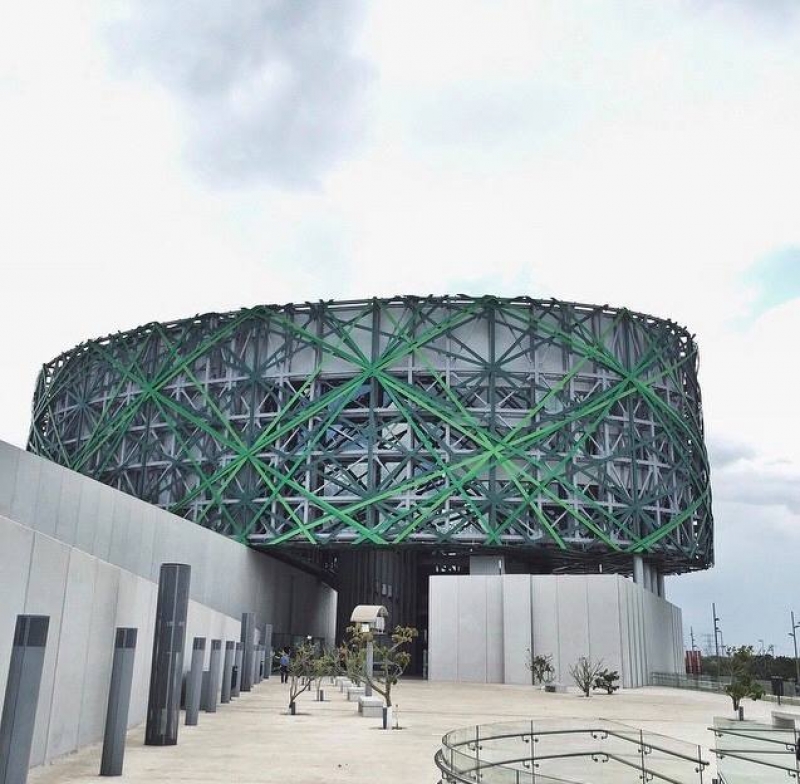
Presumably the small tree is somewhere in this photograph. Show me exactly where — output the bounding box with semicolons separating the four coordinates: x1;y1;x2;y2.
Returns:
339;639;365;686
312;649;338;700
725;646;765;713
287;643;317;714
347;625;418;708
525;650;555;685
593;668;620;694
569;656;604;697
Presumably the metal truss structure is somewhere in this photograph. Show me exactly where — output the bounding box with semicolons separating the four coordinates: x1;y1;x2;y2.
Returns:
29;296;713;574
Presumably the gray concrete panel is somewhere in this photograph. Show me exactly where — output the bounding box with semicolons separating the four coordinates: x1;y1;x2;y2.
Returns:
586;577;623;677
77;562;120;748
10;451;41;528
92;487;116;563
616;579;634;689
75;480;101;555
0;441;20;519
554;577;590;679
456;577;487;682
427;576;458;681
485;577;504;683
24;534;71;766
109;499;134;574
133;504;157;579
531;577;561;682
32;460;61;539
0;518;34;703
501;575;531;685
46;549;96;759
54;473;81;547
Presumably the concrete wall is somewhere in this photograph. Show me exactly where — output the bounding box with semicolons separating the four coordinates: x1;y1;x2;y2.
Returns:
0;440;337;767
428;574;683;688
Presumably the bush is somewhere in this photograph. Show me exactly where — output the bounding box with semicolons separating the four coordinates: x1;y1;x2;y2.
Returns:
593;669;620;694
569;657;604;697
525;650;555;685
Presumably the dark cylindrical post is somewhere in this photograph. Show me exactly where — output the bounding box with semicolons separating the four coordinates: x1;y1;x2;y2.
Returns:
0;615;49;784
100;628;138;776
185;638;205;726
221;642;235;704
204;641;221;713
145;563;191;746
240;613;255;692
232;643;242;698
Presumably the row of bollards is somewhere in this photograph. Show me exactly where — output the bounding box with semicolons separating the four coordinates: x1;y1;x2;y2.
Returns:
0;563;268;784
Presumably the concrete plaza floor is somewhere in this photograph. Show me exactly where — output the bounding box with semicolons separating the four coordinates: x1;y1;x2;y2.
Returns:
28;678;780;783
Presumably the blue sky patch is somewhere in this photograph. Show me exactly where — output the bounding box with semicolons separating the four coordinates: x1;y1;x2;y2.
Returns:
745;247;800;317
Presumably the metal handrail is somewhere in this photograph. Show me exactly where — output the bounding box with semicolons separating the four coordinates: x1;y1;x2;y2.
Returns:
709;721;800;780
444;726;708;768
436;720;709;784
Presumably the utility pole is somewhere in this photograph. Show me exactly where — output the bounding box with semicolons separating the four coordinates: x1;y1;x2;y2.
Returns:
790;611;800;688
712;603;721;663
690;627;696;651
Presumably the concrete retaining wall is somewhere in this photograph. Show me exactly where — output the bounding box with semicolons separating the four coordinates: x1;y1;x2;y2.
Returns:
0;440;337;766
428;574;683;688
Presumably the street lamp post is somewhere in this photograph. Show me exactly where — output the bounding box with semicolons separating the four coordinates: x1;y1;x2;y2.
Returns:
712;603;722;666
789;611;800;689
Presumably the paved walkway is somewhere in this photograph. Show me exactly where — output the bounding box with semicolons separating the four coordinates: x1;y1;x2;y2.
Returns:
28;678;778;783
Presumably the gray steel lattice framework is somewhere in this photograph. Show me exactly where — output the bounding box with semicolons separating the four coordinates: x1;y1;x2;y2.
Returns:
28;296;713;573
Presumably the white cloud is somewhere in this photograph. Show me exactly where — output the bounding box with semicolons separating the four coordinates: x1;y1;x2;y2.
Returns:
1;0;800;652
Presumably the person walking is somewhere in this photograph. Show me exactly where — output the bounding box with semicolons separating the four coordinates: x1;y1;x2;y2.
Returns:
279;649;290;684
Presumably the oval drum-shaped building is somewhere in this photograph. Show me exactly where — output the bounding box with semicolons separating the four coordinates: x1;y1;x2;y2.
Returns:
29;296;713;642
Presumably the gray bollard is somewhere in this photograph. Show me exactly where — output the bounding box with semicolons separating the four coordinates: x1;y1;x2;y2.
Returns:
100;628;137;777
232;643;242;698
263;625;273;679
250;643;259;687
204;640;221;712
200;671;211;712
185;637;205;726
0;615;49;784
221;642;234;704
145;563;191;746
254;645;262;685
240;613;255;692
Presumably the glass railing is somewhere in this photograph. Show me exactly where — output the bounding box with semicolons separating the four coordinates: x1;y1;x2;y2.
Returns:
710;717;799;783
436;719;709;783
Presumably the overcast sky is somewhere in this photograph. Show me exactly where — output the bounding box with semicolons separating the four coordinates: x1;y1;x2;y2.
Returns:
2;1;799;656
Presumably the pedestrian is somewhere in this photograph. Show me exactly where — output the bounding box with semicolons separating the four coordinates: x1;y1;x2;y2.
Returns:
279;649;290;684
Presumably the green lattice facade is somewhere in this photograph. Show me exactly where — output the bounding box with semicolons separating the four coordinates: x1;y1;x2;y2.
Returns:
28;296;712;574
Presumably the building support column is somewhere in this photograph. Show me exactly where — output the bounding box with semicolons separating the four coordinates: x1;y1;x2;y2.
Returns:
633;555;645;587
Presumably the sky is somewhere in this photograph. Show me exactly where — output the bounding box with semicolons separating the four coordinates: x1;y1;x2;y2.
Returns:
1;1;799;655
